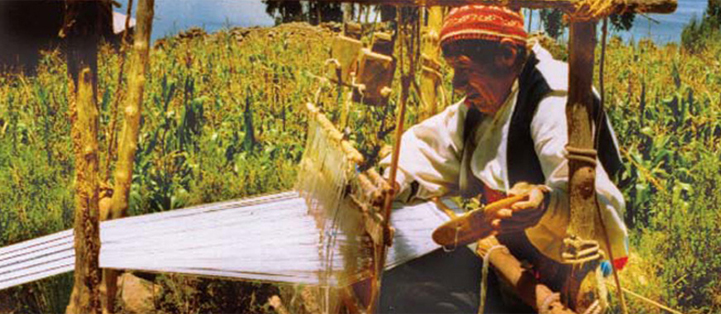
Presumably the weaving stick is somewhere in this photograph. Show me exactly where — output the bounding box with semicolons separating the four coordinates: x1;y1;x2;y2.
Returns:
431;193;530;247
367;9;412;313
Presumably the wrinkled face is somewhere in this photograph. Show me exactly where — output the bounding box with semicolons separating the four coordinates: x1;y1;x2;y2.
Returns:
446;55;505;114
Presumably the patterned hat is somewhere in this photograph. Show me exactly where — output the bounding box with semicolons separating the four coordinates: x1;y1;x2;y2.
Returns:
440;5;527;47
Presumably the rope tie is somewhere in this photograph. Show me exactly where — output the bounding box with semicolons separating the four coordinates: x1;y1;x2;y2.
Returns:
421;65;444;83
539;292;561;314
582;299;603;314
421;54;443;83
478;245;508;314
351;74;366;102
566;145;598;166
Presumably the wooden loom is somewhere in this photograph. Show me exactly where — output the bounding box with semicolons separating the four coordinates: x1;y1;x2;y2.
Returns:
0;104;464;312
0;93;469;313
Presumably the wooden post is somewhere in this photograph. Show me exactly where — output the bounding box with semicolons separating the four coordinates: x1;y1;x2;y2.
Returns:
63;1;106;313
108;0;154;221
566;21;596;246
564;20;602;312
104;0;134;181
66;67;103;314
103;0;154;313
419;6;443;120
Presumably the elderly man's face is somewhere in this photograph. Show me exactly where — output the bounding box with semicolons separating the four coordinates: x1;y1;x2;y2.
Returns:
446;55;503;114
444;39;520;115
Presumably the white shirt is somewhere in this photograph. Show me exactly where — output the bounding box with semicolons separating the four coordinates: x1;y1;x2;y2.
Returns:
381;43;628;263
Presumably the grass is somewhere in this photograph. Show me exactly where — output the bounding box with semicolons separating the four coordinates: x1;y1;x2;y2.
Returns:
598;36;721;314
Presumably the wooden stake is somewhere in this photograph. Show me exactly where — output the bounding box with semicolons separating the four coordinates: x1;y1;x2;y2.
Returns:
566;21;597;251
103;0;155;313
63;1;106;313
104;0;134;182
108;0;154;230
565;20;605;312
67;67;102;314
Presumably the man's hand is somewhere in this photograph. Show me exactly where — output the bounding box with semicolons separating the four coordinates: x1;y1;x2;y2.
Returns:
489;182;550;234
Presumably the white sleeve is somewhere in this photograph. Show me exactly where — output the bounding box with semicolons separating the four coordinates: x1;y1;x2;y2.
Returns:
524;95;629;263
379;102;466;201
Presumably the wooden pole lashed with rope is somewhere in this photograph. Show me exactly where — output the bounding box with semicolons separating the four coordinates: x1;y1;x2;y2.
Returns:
564;19;608;313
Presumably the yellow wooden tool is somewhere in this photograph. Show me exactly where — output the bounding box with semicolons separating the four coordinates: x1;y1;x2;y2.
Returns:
432;193;529;247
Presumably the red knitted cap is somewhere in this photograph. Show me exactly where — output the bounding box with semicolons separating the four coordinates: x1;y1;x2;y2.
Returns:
440;5;527;47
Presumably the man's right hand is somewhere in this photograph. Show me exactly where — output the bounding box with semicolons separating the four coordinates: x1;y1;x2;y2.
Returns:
489;182;550;234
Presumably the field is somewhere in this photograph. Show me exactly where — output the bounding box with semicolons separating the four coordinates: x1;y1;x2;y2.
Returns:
0;21;719;313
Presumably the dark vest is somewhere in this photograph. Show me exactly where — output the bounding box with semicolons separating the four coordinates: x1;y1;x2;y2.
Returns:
460;52;623;199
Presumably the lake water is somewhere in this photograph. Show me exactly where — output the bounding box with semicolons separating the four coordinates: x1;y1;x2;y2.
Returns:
603;0;707;43
116;0;708;44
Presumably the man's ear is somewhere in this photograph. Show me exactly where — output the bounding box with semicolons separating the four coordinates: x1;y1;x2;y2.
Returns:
495;38;518;70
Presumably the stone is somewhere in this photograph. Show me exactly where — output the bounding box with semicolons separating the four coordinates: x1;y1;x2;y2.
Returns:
118;273;159;313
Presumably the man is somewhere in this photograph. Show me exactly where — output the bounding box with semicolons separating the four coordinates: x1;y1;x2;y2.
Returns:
379;5;628;313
